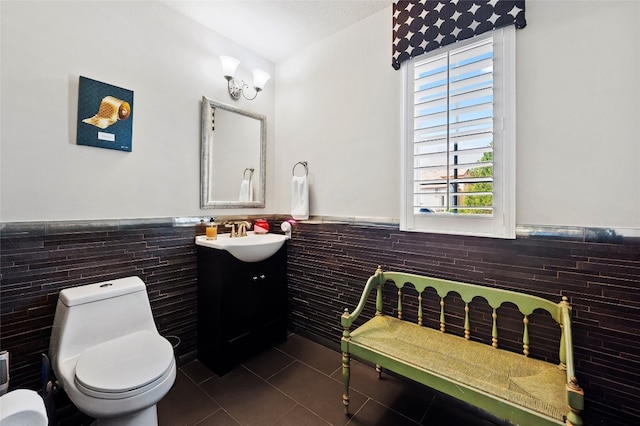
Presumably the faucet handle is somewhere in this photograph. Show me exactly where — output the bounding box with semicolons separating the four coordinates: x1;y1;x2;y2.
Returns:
224;221;237;237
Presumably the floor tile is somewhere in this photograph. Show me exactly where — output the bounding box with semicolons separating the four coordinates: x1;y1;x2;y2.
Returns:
194;409;241;426
274;404;332;426
200;366;297;425
420;395;498;426
276;334;342;376
181;359;216;385
347;399;420;426
268;360;366;426
242;347;296;380
331;358;432;423
158;371;220;426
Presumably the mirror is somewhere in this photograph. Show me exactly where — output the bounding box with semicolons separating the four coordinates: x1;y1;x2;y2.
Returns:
201;96;266;208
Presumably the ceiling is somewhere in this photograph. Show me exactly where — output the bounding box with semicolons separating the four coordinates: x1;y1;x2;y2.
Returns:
162;0;393;63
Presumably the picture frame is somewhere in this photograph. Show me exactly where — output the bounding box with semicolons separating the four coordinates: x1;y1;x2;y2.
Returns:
77;76;134;152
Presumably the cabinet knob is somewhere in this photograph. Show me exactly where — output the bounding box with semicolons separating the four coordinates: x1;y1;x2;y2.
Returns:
260;274;266;280
252;275;259;281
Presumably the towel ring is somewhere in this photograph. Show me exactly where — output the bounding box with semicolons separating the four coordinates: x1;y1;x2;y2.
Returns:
243;168;254;180
292;161;308;177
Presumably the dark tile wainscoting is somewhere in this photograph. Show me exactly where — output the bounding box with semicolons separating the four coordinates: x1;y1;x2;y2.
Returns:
0;218;199;391
1;218;639;425
286;221;640;426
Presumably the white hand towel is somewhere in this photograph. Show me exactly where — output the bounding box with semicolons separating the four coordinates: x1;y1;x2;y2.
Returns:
239;178;252;202
291;175;309;220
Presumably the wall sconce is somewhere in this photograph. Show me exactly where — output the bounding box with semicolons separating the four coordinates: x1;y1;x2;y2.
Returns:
220;56;270;101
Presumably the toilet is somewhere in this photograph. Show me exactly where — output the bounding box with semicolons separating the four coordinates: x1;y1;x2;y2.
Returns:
49;277;176;426
0;389;48;426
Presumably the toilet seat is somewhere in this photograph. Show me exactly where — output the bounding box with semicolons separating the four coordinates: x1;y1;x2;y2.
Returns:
74;330;174;400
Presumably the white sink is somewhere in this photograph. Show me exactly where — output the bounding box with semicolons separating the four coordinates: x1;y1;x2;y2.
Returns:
195;231;287;262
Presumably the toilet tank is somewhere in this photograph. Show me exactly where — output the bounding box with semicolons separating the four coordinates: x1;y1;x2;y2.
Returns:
50;277;159;366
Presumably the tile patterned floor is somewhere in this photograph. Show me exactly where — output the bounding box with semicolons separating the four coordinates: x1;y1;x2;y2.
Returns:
157;334;502;426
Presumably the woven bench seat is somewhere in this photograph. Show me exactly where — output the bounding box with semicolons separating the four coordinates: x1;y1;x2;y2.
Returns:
341;267;584;426
351;315;566;422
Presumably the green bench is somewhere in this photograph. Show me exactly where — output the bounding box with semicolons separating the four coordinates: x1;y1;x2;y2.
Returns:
341;267;584;425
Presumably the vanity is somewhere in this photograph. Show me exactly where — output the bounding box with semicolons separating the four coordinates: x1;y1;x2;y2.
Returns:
196;232;288;376
197;97;286;375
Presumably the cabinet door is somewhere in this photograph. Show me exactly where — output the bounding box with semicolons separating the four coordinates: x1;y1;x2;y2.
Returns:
251;250;287;345
219;271;254;345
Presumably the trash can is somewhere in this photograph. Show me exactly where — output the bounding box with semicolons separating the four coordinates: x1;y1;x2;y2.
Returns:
164;335;181;361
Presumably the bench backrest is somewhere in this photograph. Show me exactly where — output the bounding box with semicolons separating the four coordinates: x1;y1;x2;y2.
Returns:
374;268;572;366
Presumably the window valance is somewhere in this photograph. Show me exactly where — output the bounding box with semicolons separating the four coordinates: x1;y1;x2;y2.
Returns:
392;0;526;70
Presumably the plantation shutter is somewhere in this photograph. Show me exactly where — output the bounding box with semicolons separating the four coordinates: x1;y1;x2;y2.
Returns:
412;35;494;215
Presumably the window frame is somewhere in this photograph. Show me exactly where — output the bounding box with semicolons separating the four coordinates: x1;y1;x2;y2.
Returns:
401;26;516;239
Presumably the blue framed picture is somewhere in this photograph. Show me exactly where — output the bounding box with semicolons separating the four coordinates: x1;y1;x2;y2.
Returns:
77;76;134;152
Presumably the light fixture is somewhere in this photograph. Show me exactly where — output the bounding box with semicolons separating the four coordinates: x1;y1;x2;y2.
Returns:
220;56;270;101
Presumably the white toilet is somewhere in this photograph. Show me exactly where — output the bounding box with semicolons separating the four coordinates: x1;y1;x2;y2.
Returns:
0;389;48;426
49;277;176;426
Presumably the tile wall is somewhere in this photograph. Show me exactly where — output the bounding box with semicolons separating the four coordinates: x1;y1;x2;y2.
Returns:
0;219;199;391
1;218;638;425
286;221;640;426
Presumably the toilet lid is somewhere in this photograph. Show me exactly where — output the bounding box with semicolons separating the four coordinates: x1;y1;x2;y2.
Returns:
75;330;173;394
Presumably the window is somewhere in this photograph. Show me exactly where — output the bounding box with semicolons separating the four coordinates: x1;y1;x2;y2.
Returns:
401;26;516;239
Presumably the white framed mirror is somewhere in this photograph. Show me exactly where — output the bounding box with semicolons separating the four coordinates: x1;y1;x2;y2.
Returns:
200;96;266;208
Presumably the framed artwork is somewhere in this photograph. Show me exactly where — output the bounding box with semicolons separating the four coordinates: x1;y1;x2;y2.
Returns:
77;76;134;152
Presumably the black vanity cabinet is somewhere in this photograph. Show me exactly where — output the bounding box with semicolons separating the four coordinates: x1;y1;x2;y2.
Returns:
197;244;287;376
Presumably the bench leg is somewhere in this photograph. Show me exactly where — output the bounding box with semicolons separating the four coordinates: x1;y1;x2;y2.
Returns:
376;364;382;379
342;352;350;415
566;379;584;426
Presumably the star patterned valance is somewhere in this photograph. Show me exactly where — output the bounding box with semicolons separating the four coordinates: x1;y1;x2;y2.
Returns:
392;0;526;70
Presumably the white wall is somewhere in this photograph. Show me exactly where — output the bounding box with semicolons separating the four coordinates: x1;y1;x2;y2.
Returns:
2;1;639;229
516;0;640;228
274;9;401;220
0;0;275;222
275;1;640;229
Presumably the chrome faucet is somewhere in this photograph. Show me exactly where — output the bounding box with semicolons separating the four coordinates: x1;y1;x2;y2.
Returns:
236;221;252;237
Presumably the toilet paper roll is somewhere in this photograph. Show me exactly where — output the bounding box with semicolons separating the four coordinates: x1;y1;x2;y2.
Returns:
0;389;48;424
82;96;131;129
